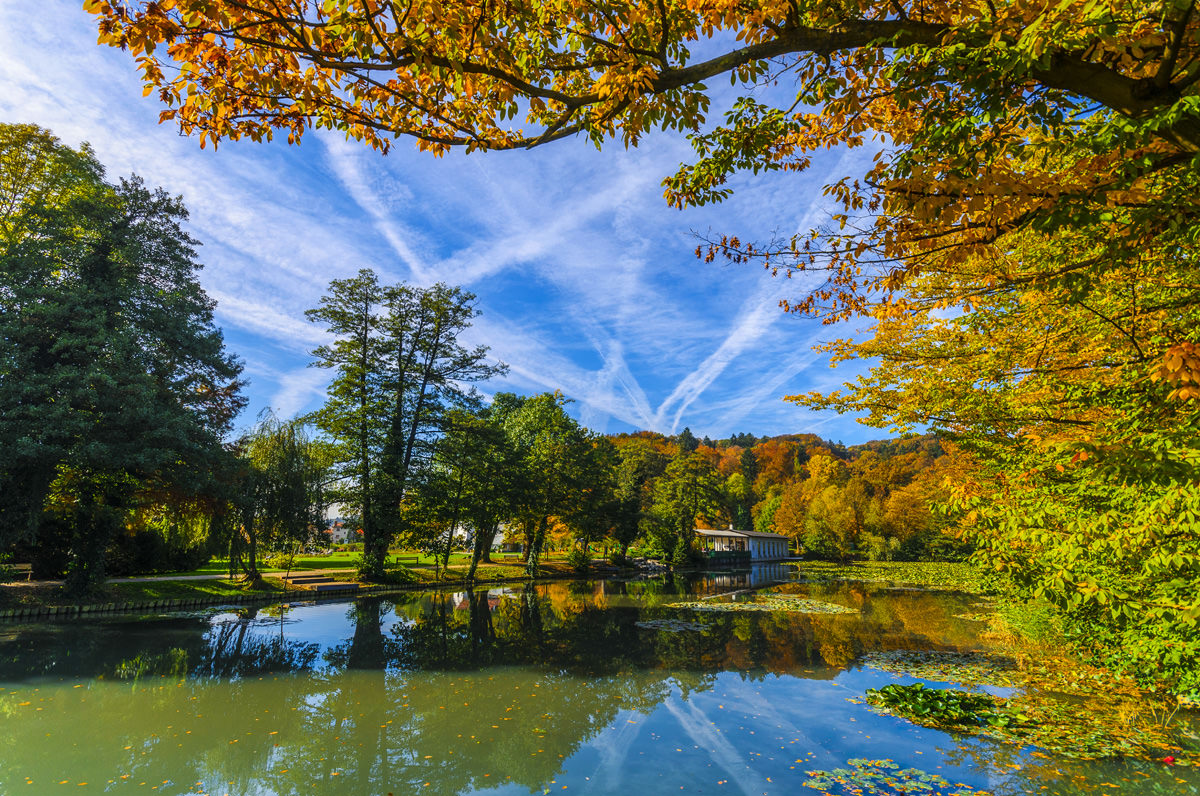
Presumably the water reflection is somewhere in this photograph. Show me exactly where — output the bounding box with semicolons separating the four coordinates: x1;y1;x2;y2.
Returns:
0;569;1195;796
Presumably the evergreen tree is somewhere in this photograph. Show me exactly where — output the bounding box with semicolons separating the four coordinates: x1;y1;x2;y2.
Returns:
306;269;386;574
0;124;244;594
651;452;724;564
611;440;667;561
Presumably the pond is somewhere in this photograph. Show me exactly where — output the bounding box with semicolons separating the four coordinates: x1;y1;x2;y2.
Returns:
0;565;1195;795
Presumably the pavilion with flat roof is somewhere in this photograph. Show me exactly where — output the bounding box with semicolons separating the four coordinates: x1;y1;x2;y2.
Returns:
695;526;789;563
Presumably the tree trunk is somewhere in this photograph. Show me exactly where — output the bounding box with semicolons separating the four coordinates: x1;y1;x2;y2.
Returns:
525;515;548;579
468;522;498;581
65;485;121;597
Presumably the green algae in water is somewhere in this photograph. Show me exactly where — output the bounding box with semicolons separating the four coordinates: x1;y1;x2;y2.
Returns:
861;671;1187;761
804;758;992;796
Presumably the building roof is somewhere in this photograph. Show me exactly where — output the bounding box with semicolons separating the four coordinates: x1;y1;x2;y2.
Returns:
695;527;787;541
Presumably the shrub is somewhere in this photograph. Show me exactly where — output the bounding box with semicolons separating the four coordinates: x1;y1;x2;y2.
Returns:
565;547;590;573
609;551;631;567
670;537;695;569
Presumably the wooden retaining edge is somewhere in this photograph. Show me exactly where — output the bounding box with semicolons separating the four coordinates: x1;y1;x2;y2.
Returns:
0;566;644;623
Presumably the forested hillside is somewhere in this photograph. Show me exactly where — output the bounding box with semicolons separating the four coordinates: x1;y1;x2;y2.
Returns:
606;430;966;562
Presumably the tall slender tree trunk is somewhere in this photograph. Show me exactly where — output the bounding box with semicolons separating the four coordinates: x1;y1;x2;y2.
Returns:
243;518;261;581
65;483;121;596
525;515;548;578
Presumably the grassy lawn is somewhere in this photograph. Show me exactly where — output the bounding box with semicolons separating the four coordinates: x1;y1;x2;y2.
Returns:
1;556;579;611
108;579;286;602
137;550;566;578
0;578;285;609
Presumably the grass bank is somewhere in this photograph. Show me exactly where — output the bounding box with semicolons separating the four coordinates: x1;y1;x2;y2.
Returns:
0;558;584;618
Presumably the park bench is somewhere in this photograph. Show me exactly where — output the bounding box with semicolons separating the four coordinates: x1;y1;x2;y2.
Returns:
9;563;33;580
391;554;419;565
283;574;359;593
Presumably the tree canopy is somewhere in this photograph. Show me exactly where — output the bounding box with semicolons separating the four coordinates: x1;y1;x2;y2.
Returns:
306;269;502;578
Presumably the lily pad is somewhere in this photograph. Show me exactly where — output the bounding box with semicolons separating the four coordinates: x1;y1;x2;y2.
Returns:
635;619;705;633
858;650;1021;688
667;598;857;615
804;758;991;795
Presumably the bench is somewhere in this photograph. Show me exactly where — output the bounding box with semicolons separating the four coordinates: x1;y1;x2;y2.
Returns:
391;554;419;565
286;575;335;585
9;563;32;581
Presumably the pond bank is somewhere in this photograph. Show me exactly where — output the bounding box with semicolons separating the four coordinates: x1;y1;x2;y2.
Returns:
0;559;611;621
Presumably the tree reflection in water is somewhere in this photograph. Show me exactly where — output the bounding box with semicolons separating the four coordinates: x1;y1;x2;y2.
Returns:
4;575;1189;795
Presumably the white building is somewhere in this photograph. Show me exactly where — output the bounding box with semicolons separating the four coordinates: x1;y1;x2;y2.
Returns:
695;527;789;562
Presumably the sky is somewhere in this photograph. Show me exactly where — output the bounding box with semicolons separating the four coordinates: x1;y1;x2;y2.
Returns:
0;1;885;444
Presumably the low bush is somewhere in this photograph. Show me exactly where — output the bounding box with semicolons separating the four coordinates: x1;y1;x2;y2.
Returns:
565;548;590;573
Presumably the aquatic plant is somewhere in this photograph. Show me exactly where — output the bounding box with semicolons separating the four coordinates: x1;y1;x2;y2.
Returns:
864;679;1188;761
866;683;1000;727
634;619;706;633
794;562;990;593
667;598;857;615
803;758;992;796
858;650;1020;688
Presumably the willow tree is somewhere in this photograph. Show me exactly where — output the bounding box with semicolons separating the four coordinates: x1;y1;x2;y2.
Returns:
234;414;331;581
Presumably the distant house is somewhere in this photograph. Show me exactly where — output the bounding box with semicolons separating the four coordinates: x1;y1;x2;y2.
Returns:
695;526;789;563
325;520;351;544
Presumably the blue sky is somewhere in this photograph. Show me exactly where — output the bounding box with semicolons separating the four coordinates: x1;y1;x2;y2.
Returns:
0;1;884;444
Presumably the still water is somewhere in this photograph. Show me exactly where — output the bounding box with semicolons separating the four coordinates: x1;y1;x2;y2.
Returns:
1;566;1195;795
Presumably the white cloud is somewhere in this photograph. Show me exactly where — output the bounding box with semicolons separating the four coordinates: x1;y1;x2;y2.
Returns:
0;1;885;442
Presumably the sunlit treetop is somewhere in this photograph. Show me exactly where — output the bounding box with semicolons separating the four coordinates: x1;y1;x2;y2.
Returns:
86;1;1200;155
88;5;1200;244
88;1;1200;396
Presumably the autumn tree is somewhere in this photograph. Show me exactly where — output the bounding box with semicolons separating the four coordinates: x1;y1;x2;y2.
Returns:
88;1;1200;689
